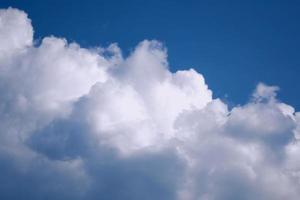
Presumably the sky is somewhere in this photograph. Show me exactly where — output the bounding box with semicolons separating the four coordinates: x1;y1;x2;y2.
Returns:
1;0;299;109
0;1;300;200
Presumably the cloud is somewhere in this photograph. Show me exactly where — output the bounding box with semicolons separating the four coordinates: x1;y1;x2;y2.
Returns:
0;8;300;200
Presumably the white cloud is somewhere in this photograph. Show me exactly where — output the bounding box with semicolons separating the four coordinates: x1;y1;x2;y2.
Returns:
0;8;300;200
0;8;33;56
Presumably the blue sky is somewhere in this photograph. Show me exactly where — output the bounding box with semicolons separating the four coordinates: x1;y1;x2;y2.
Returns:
1;0;299;109
1;2;300;200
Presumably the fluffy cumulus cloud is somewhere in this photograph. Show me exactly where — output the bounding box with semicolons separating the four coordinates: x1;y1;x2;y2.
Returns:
0;8;300;200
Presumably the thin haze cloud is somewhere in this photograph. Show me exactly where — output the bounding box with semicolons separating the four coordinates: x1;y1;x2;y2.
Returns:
0;8;300;200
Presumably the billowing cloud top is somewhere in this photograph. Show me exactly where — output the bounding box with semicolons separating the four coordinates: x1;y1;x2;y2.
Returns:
0;8;300;200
